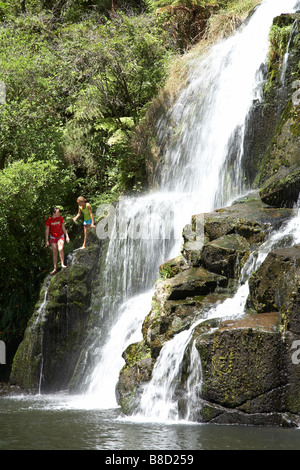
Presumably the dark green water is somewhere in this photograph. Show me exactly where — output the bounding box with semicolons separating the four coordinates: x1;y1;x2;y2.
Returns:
0;394;299;450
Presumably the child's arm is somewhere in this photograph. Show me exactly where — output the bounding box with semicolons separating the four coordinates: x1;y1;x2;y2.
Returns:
62;223;70;242
45;226;50;246
73;208;82;222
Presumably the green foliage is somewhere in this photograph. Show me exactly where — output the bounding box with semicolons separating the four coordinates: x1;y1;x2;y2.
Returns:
157;262;173;281
61;12;169;191
0;27;59;165
0;8;172;354
0;159;76;340
0;2;9;20
269;23;293;66
91;15;167;124
145;0;230;12
0;12;169;184
4;0;146;20
266;23;294;86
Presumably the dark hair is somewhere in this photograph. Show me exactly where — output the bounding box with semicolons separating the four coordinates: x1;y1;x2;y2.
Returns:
51;206;59;215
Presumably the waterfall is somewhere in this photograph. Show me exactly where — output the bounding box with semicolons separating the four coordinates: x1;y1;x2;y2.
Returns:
136;204;300;421
80;0;299;410
80;194;184;407
280;19;299;84
33;279;51;394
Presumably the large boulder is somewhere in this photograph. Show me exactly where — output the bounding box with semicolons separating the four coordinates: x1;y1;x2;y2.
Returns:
195;244;300;426
182;193;293;270
195;312;287;426
115;341;152;415
155;267;227;302
201;234;250;278
259;165;300;208
9;233;106;392
247;246;300;313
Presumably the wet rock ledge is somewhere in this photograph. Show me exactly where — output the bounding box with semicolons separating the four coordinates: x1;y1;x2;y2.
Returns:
116;193;300;427
9;231;107;393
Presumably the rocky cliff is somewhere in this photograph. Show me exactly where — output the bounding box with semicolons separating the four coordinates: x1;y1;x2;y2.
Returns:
116;193;300;426
9;231;107;392
245;13;300;206
116;13;300;426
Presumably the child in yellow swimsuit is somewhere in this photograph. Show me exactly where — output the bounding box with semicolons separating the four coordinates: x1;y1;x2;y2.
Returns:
73;196;95;249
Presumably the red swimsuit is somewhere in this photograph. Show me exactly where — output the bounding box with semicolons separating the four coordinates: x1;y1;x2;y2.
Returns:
45;216;65;244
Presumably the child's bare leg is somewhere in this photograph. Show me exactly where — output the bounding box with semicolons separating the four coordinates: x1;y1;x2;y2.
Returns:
81;225;89;249
58;239;67;268
51;244;58;274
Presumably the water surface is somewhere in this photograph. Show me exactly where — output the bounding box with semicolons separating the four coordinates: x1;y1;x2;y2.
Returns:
0;394;299;450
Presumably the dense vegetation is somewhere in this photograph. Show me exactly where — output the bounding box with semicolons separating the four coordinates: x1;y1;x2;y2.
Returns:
0;0;261;374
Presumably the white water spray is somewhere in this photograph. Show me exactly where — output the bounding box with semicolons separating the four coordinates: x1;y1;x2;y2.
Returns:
79;0;299;411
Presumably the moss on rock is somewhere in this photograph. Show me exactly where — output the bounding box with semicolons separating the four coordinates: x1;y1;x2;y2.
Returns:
9;235;106;392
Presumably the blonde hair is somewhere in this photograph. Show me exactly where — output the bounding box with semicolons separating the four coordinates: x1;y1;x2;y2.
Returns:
77;196;86;203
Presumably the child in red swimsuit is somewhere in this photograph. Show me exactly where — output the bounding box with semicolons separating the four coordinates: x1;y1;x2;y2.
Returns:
45;206;70;274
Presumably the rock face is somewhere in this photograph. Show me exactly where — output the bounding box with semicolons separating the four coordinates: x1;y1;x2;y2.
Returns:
116;193;300;426
117;14;300;420
9;232;107;392
197;246;300;426
196;313;284;425
259;164;300;208
254;14;300;207
247;246;300;314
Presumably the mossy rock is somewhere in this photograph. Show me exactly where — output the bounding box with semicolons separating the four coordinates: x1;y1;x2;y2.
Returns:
201;233;250;278
155;267;227;302
158;255;187;279
196;313;283;410
181;196;294;275
184;195;293;246
9;236;104;392
247;246;300;314
259;166;300;208
122;341;151;368
116;340;152;414
257;15;300;207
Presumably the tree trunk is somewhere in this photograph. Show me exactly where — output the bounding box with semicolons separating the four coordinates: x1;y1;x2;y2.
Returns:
20;0;26;13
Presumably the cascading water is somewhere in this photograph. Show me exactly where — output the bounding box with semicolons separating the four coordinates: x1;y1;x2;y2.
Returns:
79;194;185;408
280;19;299;84
34;279;51;394
80;0;299;412
135;202;300;422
